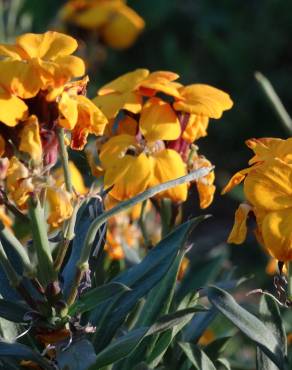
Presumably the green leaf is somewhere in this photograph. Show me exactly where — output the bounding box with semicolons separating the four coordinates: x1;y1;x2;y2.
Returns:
178;342;216;370
256;295;287;370
56;339;96;370
0;298;29;323
0;342;54;370
216;358;232;370
91;217;206;351
68;282;130;316
205;336;232;362
89;307;203;369
119;236;189;369
207;286;287;370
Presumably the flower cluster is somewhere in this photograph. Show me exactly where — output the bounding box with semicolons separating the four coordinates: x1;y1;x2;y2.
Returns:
0;31;107;227
223;137;292;262
60;0;145;50
93;69;233;207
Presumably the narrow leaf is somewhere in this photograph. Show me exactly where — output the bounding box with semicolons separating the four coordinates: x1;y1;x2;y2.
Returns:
68;282;130;316
207;286;287;369
0;299;29;323
179;342;216;370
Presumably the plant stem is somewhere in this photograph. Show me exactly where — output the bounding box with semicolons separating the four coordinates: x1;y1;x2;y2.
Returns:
255;72;292;135
139;200;151;247
57;127;72;193
287;261;292;301
66;166;213;306
161;198;172;238
29;196;56;286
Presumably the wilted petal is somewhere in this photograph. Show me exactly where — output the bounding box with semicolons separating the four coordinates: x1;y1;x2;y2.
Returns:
182;114;209;143
46;187;73;227
221;167;251;194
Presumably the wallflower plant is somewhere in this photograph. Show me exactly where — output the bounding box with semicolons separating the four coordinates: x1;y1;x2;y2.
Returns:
0;30;289;370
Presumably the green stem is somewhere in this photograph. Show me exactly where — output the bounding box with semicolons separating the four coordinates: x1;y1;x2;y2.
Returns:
29;196;56;286
57;127;72;193
255;72;292;135
54;203;79;273
287;261;292;301
66;166;212;306
0;222;34;277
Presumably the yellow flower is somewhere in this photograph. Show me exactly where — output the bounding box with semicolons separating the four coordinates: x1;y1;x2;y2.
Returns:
59;90;108;150
100;98;188;202
0;31;85;98
19;115;43;164
46;187;73;228
224;138;292;262
61;0;145;50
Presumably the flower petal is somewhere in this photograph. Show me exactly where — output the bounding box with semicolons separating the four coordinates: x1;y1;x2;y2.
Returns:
221;167;251;194
99;134;137;169
140;97;181;141
59;92;79;129
227;203;253;244
182;114;209;143
151;149;187;202
244;158;292;211
47;187;73;228
16;31;78;59
105;153;152;200
174;84;233;118
0;90;28;126
19;115;42;164
98;68;149;95
262;208;292;261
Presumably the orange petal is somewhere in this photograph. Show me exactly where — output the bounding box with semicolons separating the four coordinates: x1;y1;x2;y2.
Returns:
227;203;253;244
0;90;28;126
221;167;251;194
19;115;42;164
182;114;209;143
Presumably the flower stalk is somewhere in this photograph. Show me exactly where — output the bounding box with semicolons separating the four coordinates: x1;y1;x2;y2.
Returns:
29;196;56;286
57;127;73;193
287;261;292;301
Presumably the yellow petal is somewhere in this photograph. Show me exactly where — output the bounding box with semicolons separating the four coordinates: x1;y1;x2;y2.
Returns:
138;71;181;98
227;203;253;244
105;153;152;200
16;31;78;59
93;91;142;119
151;149;187;202
19;115;42;164
140;97;181;141
221;167;251;194
246;137;292;165
262;208;292;261
0;90;28;126
98;68;149;95
101;5;145;49
0;44;28;59
100;134;137;169
58;92;78;129
173;84;233;118
244;158;292;211
192;156;215;208
46;187;73;228
182;114;209;143
0;60;42;99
